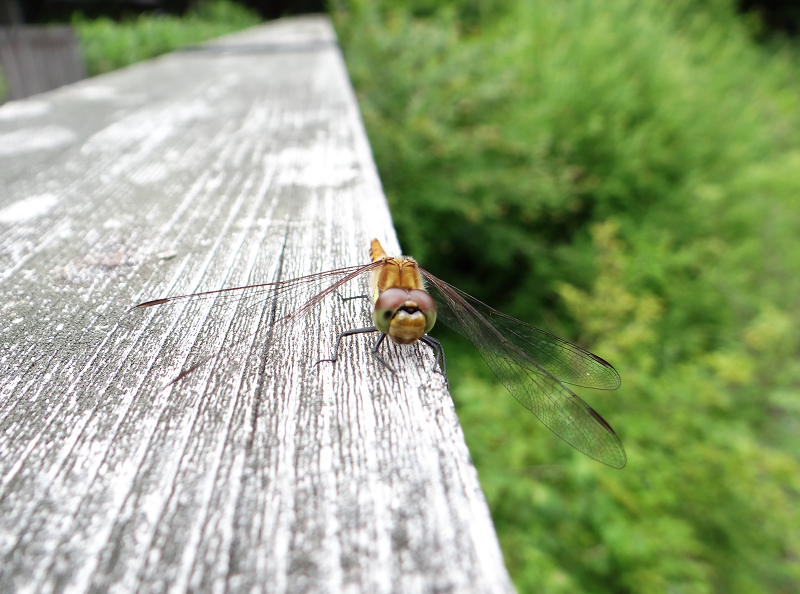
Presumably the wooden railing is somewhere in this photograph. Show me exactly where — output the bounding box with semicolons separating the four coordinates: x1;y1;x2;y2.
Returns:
0;15;515;593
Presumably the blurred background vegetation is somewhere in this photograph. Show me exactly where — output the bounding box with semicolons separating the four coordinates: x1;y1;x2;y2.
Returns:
73;0;261;76
5;0;800;590
337;1;800;591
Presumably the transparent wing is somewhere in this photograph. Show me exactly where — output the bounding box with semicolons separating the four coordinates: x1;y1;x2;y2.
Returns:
420;268;626;468
421;277;620;390
128;261;382;384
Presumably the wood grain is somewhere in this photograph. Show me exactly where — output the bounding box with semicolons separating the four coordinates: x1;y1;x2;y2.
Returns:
0;15;515;594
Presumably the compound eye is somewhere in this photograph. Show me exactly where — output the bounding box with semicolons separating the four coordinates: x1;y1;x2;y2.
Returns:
408;289;437;333
375;288;410;311
408;290;435;312
373;288;410;333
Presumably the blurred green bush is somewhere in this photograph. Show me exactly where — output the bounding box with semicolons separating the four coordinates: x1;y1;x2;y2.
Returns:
73;0;261;76
334;0;800;591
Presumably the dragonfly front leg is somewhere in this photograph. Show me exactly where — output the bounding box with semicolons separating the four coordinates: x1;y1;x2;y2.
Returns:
369;332;395;373
420;335;448;387
316;326;393;371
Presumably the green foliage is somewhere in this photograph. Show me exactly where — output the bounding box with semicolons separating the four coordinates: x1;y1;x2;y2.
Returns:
335;0;800;591
73;0;261;76
336;0;799;317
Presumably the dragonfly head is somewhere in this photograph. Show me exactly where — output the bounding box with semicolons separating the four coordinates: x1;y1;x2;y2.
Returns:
374;288;437;344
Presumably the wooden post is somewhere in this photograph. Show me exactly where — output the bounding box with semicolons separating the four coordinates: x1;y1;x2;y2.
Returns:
0;16;515;593
0;26;85;100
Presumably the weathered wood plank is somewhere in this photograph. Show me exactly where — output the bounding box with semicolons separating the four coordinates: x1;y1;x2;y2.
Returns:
0;15;515;594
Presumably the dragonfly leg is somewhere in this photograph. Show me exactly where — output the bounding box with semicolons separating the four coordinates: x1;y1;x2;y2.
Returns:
334;290;370;304
370;332;396;374
420;335;448;387
316;326;380;366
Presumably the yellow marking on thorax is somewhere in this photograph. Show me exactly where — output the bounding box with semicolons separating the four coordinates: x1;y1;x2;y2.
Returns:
369;239;424;303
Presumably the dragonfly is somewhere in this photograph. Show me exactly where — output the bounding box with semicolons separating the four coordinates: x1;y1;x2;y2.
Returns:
135;239;626;468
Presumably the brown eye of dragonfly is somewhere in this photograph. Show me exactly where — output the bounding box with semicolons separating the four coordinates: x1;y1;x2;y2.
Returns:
407;290;435;313
375;288;409;311
374;288;412;334
407;289;436;333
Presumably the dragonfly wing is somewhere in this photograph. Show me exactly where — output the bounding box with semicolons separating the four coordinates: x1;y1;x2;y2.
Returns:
471;340;626;468
421;274;620;390
133;262;380;314
130;261;383;384
420;269;626;468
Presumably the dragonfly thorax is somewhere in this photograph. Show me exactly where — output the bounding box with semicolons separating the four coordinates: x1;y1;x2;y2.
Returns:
373;288;437;344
